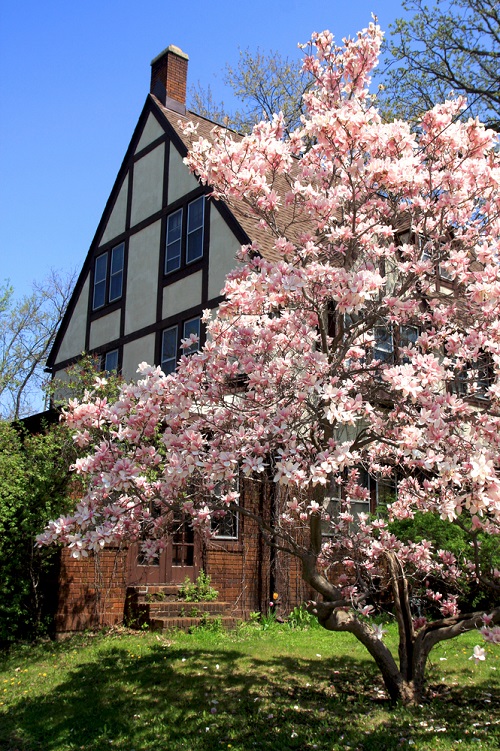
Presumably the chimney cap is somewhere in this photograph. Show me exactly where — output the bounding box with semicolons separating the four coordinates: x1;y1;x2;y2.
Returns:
151;44;189;66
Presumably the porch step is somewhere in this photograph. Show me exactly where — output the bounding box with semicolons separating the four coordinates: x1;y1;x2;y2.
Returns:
132;584;181;600
145;600;231;617
149;615;238;632
125;585;239;632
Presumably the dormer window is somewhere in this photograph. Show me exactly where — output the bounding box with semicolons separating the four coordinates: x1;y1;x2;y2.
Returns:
164;196;205;275
92;242;125;310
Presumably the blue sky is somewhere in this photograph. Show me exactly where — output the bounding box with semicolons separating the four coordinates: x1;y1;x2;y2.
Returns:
1;0;405;299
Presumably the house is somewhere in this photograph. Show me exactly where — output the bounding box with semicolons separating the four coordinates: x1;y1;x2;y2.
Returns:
46;44;306;632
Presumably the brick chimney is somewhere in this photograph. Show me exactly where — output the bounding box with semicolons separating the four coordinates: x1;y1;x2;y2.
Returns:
150;45;189;114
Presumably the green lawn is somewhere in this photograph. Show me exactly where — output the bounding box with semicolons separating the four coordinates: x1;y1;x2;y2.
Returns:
1;623;498;750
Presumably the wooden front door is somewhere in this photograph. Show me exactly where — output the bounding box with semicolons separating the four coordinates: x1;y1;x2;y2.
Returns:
127;513;200;586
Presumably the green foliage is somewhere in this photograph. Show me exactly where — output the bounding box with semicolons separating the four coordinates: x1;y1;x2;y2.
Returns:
178;571;219;602
49;352;123;409
258;608;279;631
379;0;500;131
388;511;500;610
188;614;223;634
287;604;320;631
0;420;74;646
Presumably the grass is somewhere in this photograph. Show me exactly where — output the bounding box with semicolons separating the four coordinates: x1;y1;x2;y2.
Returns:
0;622;499;750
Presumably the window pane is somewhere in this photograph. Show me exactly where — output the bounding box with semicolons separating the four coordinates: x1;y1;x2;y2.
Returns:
187;197;204;263
166;209;182;273
93;280;106;310
111;243;124;274
109;243;124;302
188;197;204;231
93;253;108;309
376;476;397;507
183;317;200;356
400;325;418;347
95;253;107;282
104;349;119;373
212;511;238;539
374;325;394;363
161;326;178;374
400;325;419;364
211;478;239;539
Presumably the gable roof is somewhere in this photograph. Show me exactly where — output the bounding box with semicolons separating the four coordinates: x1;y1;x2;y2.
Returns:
46;96;283;371
154;98;288;264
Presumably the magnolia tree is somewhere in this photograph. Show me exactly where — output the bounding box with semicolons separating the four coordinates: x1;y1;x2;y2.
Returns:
39;23;500;703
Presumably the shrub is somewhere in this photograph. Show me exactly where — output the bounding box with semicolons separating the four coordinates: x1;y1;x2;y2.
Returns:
0;421;73;646
178;571;219;602
388;511;500;611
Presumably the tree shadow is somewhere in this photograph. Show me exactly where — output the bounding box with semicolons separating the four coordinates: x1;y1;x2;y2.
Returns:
3;638;499;750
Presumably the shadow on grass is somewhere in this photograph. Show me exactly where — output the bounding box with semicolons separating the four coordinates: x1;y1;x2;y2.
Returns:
2;636;499;751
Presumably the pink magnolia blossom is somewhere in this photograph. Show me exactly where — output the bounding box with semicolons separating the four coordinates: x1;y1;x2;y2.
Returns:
40;22;500;703
469;646;486;664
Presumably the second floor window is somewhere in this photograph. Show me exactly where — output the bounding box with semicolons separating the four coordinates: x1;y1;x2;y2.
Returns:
103;349;119;374
451;354;493;401
372;324;419;365
165;196;205;275
93;243;125;310
161;316;201;375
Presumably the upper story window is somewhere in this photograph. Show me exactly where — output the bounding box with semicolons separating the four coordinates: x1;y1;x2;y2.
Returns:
165;209;182;273
183;316;201;355
103;349;119;374
372;324;419;365
165;196;205;275
160;316;201;375
92;242;125;310
187;197;205;263
451;354;493;401
418;235;454;283
161;325;178;374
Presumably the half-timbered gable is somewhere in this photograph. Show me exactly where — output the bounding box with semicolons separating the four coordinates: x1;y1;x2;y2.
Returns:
46;45;308;633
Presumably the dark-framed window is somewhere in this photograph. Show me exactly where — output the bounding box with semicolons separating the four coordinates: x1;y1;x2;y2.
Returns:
211;477;239;540
160;316;201;375
183;316;201;355
165;209;182;274
211;508;239;540
161;325;178;374
164;196;205;275
92;242;125;310
103;348;119;374
322;469;397;534
372;323;419;365
451;354;493;401
186;196;205;264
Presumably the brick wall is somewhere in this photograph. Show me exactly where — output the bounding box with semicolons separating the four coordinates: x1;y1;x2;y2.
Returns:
55;547;128;633
53;479;314;633
150;46;188;108
205;479;311;618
